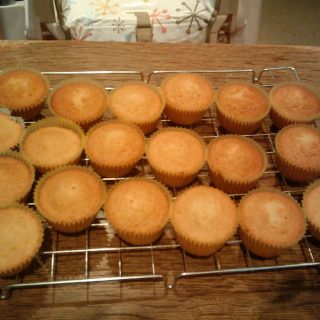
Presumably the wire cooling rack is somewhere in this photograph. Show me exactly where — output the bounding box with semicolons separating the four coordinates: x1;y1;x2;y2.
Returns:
1;67;320;299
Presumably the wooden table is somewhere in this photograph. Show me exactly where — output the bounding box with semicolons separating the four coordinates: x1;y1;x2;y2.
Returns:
1;41;320;319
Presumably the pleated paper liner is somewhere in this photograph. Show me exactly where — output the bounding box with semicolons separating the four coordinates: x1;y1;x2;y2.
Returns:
0;203;44;277
275;124;320;182
269;81;320;129
302;180;320;241
108;81;165;134
146;127;207;187
48;77;108;130
160;73;216;126
170;185;238;257
0;107;25;152
34;165;106;233
207;135;268;193
85;119;145;178
0;67;49;120
0;151;35;208
104;177;172;245
20;117;85;173
238;188;306;258
137;118;162;135
164;107;207;126
215;82;270;134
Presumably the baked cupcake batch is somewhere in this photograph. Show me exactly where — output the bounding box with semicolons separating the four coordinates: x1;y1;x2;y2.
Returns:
0;66;319;277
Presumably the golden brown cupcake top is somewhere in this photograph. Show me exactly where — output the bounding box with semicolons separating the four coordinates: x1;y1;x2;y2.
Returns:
104;178;170;234
161;73;215;112
0;153;34;207
171;186;237;244
22;126;83;169
146;128;206;175
0;69;48;110
85;120;145;167
303;180;320;231
208;135;267;182
0;112;24;152
0;205;43;276
216;82;269;119
270;82;320;121
108;82;164;123
239;190;305;248
35;166;105;224
49;80;107;124
275;125;320;171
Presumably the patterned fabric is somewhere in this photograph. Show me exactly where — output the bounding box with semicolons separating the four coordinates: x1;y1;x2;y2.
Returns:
60;0;216;42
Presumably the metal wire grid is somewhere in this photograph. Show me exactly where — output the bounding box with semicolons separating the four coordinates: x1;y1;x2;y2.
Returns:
1;67;320;299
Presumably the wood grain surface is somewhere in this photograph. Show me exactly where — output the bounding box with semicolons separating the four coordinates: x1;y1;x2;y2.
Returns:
0;41;320;320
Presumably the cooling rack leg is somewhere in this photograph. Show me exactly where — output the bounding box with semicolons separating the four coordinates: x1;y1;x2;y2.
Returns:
166;275;180;289
1;287;10;300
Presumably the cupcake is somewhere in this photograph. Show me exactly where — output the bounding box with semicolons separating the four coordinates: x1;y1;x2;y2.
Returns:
270;82;320;129
160;73;215;125
0;151;35;208
146;127;206;187
85;120;145;177
216;82;270;134
302;180;320;241
34;165;106;233
48;78;107;129
207;135;267;193
239;189;305;258
104;178;171;245
0;67;49;119
171;186;238;256
0;204;44;276
20;117;85;173
108;82;165;134
275;125;320;182
0;111;24;152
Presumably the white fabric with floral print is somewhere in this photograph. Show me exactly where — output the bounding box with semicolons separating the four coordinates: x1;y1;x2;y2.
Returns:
60;0;216;42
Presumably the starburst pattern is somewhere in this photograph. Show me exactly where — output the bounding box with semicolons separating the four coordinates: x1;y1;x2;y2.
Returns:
90;0;119;16
112;17;125;34
70;24;93;41
150;9;171;33
176;0;210;34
